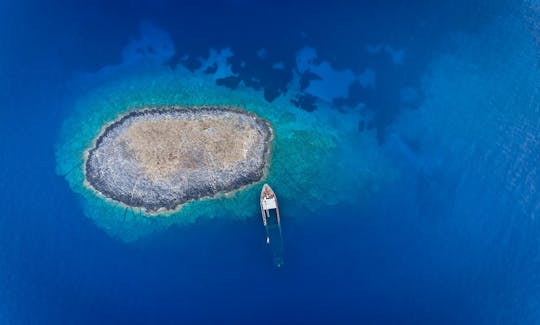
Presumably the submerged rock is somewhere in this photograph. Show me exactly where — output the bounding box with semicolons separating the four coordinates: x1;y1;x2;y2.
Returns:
85;106;273;212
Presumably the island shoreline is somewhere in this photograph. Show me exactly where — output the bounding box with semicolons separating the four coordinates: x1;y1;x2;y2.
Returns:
83;105;274;215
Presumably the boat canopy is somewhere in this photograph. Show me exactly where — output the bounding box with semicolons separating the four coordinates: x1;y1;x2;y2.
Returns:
262;198;277;210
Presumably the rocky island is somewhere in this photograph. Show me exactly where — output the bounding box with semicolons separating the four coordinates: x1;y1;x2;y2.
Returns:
84;106;273;212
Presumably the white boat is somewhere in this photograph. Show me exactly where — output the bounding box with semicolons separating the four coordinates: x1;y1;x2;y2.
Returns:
260;184;284;267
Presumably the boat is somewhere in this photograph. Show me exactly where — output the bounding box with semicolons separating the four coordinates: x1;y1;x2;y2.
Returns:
260;184;284;267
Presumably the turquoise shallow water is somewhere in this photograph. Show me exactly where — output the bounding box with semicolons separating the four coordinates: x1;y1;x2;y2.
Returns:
55;47;395;241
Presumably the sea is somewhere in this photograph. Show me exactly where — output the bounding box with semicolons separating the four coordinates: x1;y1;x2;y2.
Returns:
1;0;540;323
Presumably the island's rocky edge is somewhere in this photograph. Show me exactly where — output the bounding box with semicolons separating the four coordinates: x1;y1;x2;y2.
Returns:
85;106;274;212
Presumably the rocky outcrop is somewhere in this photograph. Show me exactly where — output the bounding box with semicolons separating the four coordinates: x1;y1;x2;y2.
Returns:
85;106;273;212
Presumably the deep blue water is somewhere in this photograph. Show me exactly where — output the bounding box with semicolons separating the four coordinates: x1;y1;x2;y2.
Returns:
2;0;540;323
